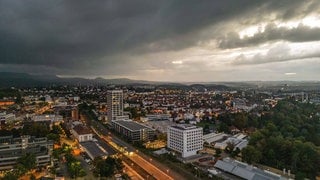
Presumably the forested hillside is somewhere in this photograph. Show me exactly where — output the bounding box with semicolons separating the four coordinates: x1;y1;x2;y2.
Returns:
242;100;320;179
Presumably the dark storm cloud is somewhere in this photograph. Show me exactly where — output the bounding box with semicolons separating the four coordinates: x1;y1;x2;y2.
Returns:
219;24;320;49
0;0;318;75
0;0;264;69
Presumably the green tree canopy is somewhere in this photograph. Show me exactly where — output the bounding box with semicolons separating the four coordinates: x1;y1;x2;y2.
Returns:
17;153;36;171
241;145;262;164
246;100;320;179
93;156;123;177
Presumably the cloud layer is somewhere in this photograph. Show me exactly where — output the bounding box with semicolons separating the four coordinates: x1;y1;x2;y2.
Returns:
0;0;319;81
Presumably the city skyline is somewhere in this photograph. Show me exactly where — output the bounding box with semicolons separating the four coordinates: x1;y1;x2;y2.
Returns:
1;1;320;82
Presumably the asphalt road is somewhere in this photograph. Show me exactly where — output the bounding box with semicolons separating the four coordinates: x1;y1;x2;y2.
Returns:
82;113;183;180
82;114;156;179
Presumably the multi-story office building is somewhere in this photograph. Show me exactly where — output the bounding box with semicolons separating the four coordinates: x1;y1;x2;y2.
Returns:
112;120;155;142
0;135;53;170
107;90;125;124
167;124;203;158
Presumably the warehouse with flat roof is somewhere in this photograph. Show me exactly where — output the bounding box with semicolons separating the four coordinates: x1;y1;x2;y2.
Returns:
80;141;107;160
214;158;287;180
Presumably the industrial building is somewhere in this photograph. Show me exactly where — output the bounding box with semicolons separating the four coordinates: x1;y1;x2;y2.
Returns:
214;158;287;180
79;141;107;160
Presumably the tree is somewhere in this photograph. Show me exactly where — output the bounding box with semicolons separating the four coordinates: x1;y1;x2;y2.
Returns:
2;153;37;180
157;133;167;141
22;122;50;137
218;122;230;133
15;94;24;104
47;133;60;143
225;142;235;153
52;125;63;134
214;148;222;158
93;157;123;177
30;174;36;180
233;113;248;130
2;172;19;180
69;161;86;178
241;145;262;164
124;107;139;119
65;152;86;178
231;148;241;158
203;124;210;133
17;153;36;171
246;100;320;178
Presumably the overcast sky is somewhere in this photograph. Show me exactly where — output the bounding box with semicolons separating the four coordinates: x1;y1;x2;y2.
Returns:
0;0;320;82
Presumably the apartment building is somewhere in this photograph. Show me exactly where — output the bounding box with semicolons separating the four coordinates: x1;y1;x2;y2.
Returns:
0;135;53;170
107;90;124;123
167;124;203;158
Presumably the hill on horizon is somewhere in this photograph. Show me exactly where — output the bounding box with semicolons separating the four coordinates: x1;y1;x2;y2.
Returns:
0;72;319;90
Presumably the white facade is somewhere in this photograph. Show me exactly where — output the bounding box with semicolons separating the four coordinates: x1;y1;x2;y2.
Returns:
167;124;203;158
77;134;93;142
107;90;124;124
71;128;93;142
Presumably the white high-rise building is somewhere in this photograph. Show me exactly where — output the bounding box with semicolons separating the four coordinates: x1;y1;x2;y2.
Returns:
107;90;125;124
167;124;203;158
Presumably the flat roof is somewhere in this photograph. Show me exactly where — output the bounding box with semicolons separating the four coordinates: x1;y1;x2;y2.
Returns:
214;158;286;180
113;120;153;131
80;141;107;159
170;124;202;130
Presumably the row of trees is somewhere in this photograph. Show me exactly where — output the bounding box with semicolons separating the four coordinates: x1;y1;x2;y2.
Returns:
0;123;63;143
241;100;320;179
